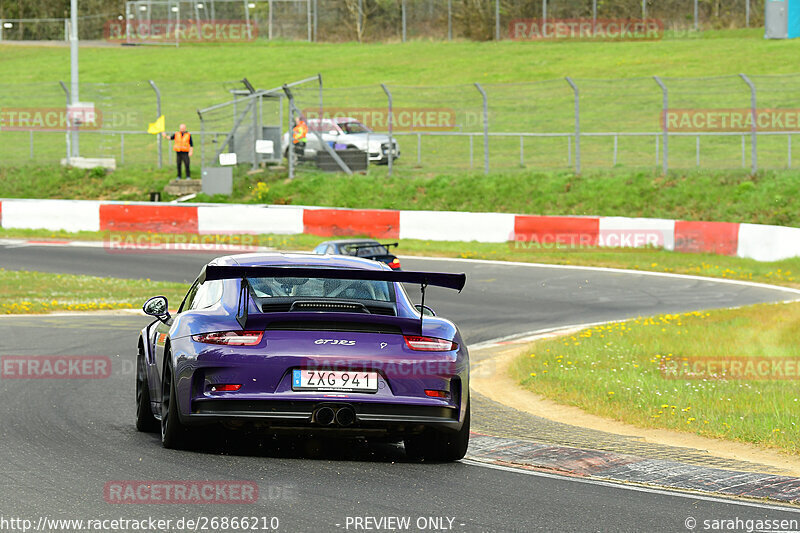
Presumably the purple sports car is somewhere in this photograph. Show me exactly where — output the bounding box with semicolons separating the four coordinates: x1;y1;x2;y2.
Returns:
136;253;470;461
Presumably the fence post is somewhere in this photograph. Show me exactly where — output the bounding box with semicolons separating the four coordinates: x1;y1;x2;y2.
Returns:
59;81;71;162
149;80;162;169
448;0;452;40
474;83;489;175
307;0;312;42
381;83;394;176
565;77;580;175
401;0;407;42
495;0;500;41
740;73;757;174
653;76;668;175
746;0;750;28
592;0;597;27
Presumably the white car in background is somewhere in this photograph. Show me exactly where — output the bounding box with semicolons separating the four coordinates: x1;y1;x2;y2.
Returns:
282;117;400;164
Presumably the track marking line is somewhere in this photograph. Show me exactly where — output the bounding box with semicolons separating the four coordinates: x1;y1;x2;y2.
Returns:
461;459;800;513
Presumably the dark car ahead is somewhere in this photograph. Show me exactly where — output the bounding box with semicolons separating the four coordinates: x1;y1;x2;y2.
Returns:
314;239;401;270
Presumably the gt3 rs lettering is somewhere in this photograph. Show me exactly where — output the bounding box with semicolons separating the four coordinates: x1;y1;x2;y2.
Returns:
314;339;356;345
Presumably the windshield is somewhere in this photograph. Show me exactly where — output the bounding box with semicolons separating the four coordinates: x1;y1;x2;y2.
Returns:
339;121;372;134
248;276;393;302
341;243;389;257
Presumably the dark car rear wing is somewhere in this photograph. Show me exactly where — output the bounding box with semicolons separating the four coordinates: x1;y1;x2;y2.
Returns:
200;265;467;330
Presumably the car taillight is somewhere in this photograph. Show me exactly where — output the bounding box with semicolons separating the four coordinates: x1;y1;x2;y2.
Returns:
389;258;401;269
211;384;242;392
404;336;457;351
192;331;263;346
425;389;450;398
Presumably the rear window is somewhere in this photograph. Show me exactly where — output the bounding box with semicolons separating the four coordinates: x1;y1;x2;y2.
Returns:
248;276;393;302
341;243;389;256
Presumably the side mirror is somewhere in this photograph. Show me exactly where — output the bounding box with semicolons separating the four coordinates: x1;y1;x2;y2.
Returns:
415;304;436;317
143;296;170;322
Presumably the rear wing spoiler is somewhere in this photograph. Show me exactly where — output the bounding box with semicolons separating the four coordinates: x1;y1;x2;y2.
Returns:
201;265;465;291
200;265;467;330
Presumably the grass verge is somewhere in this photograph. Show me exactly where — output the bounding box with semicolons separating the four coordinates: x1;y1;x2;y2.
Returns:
511;302;800;454
0;268;186;314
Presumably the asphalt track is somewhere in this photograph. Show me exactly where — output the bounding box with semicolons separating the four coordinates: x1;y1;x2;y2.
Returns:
1;243;800;532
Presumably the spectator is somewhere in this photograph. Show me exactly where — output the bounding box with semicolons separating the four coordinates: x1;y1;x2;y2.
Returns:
162;124;193;179
292;117;308;160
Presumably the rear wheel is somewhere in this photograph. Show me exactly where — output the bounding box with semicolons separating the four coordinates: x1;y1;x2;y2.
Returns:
135;349;159;433
405;398;470;462
161;361;192;449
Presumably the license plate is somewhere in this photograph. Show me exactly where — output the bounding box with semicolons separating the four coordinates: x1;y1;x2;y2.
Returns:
292;369;378;392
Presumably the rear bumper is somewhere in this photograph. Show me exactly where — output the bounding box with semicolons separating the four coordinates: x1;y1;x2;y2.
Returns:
186;399;462;435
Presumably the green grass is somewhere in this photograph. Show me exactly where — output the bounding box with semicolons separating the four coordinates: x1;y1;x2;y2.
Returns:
2;228;798;289
511;303;800;454
4;32;800;171
2;164;799;228
3;31;798;86
0;268;186;314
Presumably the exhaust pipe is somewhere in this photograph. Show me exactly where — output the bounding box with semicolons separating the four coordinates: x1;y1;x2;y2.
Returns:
315;406;335;426
335;407;356;427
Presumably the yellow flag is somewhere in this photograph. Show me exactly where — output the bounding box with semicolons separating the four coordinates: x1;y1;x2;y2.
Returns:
147;115;165;135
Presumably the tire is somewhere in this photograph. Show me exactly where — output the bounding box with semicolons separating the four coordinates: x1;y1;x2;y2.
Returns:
161;360;192;449
404;398;470;462
135;349;159;433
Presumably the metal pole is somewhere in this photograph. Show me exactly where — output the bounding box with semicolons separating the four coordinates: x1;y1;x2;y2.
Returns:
740;73;757;174
318;73;323;124
592;0;597;27
448;0;452;40
149;80;162;168
288;106;294;179
746;0;750;28
565;77;580;174
402;0;407;42
313;0;318;41
268;0;273;40
474;83;489;175
69;0;79;159
495;0;500;41
252;98;258;169
381;83;394;176
244;0;252;40
694;0;698;31
358;0;363;40
642;0;646;19
654;76;668;174
59;81;71;162
543;0;547;24
307;0;312;42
